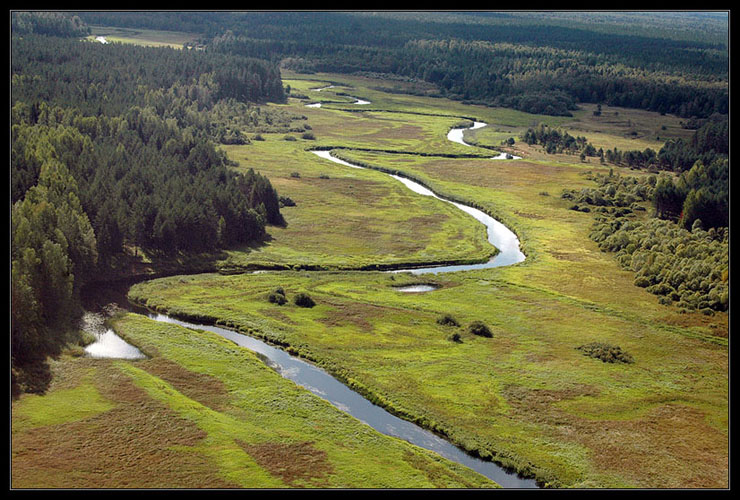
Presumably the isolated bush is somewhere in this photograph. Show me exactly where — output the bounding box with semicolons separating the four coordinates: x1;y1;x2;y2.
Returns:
577;342;634;364
267;287;287;305
436;314;460;327
294;292;315;308
290;171;301;178
279;196;296;207
468;321;492;338
448;332;462;343
268;292;287;305
301;131;316;140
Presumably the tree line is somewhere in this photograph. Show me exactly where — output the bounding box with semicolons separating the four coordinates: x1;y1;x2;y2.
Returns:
563;171;728;313
11;21;286;375
602;115;728;172
69;11;728;118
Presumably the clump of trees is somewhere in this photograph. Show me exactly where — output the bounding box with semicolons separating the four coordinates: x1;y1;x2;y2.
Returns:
267;287;287;305
571;170;729;313
602;114;728;172
436;314;460;327
11;11;90;37
468;321;493;338
294;292;316;308
12;160;98;369
11;21;288;384
577;342;634;364
591;216;728;312
522;124;599;157
652;159;728;230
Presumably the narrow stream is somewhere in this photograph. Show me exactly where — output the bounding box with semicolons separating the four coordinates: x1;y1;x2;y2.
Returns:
84;96;537;488
310;149;525;274
145;311;538;488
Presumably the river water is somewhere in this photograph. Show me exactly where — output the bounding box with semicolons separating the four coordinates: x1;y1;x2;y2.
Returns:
310;149;525;274
83;94;537;488
145;311;537;488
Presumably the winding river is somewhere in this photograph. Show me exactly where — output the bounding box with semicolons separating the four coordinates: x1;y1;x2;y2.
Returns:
84;87;537;488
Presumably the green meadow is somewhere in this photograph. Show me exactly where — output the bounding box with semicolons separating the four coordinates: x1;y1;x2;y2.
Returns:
12;70;728;488
86;25;198;48
11;313;495;488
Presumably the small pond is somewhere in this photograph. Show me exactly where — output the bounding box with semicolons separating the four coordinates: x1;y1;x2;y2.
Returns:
394;284;440;293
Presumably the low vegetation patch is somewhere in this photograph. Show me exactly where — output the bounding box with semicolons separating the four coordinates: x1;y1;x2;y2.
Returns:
436;314;460;327
468;321;492;338
447;332;462;343
577;342;634;364
267;287;287;305
294;292;315;308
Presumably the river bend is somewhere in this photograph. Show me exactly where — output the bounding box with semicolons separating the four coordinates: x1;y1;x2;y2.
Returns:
86;92;537;488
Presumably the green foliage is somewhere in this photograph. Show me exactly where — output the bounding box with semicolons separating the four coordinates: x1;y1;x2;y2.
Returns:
448;332;462;343
11;161;97;365
604;115;728;172
11;31;289;377
651;159;728;229
577;342;634;364
186;11;728;118
522;124;597;156
11;11;90;37
468;321;492;338
293;292;315;308
590;202;728;313
436;314;460;327
267;287;287;305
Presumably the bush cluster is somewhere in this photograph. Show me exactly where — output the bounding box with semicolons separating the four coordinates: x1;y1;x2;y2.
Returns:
293;292;315;308
565;171;728;312
577;342;634;364
436;314;460;327
468;321;493;338
267;287;287;305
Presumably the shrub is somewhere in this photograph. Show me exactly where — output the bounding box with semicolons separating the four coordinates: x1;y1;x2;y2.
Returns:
294;292;315;308
468;321;492;338
577;342;634;364
448;332;462;343
268;287;287;305
290;172;301;178
301;131;316;140
436;314;460;327
279;196;296;207
284;135;297;141
268;292;287;305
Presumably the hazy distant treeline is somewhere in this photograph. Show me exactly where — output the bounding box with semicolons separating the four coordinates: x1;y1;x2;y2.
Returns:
75;11;729;118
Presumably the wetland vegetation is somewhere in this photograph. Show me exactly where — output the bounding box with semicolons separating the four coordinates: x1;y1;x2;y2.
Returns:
11;11;728;490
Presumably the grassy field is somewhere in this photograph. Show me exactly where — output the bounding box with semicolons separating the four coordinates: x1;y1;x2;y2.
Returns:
11;313;495;488
218;139;493;272
12;71;728;489
86;25;199;48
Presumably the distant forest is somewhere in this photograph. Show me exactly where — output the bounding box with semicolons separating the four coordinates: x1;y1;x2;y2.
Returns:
75;11;729;118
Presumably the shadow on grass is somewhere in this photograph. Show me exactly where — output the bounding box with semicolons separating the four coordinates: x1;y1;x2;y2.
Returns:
11;358;53;400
